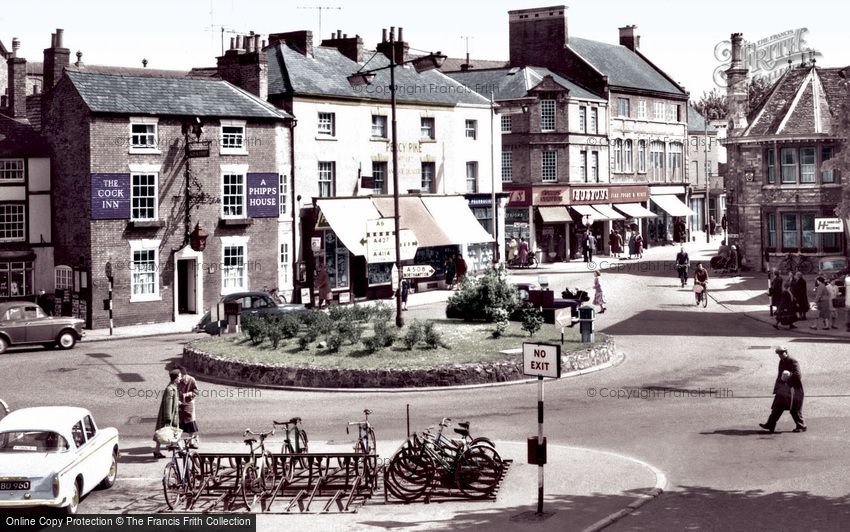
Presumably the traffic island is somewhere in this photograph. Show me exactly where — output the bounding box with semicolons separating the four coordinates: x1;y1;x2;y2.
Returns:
182;321;616;389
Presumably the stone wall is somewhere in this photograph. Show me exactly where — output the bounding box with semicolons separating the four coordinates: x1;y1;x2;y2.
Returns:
182;336;617;389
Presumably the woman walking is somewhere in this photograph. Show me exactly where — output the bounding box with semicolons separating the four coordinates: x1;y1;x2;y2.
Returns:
628;233;636;260
791;272;809;320
635;233;644;259
593;270;607;314
773;283;798;330
768;269;783;317
812;277;832;330
609;230;620;258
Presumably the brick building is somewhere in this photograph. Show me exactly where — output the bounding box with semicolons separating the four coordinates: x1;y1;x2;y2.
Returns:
686;104;725;239
201;29;499;301
37;32;292;328
723;32;848;271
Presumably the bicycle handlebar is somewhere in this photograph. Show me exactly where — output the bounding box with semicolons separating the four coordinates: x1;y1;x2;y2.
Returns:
243;428;275;438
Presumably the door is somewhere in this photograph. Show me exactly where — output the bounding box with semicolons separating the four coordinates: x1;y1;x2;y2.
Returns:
2;305;28;344
350;256;367;298
23;305;54;343
177;259;197;314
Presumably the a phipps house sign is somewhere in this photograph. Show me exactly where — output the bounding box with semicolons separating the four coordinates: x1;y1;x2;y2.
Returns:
522;342;562;378
246;173;278;218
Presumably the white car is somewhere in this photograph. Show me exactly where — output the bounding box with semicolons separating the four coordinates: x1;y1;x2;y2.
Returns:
0;406;119;514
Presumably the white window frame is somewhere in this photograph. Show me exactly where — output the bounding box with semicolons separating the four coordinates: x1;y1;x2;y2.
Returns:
591;151;599;182
279;174;288;216
372;161;387;194
638;140;647;173
637;100;647;119
220;235;249;295
501;151;513;182
371;115;388;138
130;172;158;221
578;106;586;133
220;164;248;219
129;239;161;302
318;112;336;136
0;159;24;183
55;265;73;290
614;139;623;172
318;161;335;197
129;117;159;154
421;117;436;139
465;119;478;139
580;150;587;182
589;107;598;134
624;139;633;173
666;104;676;122
466;162;478;193
421;161;435;192
617;98;630;118
540;99;556;131
0;203;26;243
541;150;557;182
279;241;290;287
500;115;512;133
220;119;247;155
654;101;665;121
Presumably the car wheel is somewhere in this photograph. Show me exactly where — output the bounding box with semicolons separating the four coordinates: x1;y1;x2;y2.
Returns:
0;337;7;354
99;452;118;489
64;479;81;515
57;331;77;350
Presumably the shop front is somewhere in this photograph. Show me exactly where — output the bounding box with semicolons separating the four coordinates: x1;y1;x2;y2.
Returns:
649;185;694;246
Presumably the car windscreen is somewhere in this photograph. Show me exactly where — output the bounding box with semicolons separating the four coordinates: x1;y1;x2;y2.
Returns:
0;430;70;452
821;260;847;271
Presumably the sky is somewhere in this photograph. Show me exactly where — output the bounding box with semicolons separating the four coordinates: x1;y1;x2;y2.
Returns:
3;0;847;99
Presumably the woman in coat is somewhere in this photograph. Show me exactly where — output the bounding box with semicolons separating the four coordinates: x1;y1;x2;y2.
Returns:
773;283;798;330
445;254;457;289
791;272;809;320
154;369;181;458
518;238;529;266
593;270;607;314
628;233;637;259
812;277;832;330
768;269;783;317
635;233;644;259
609;230;619;258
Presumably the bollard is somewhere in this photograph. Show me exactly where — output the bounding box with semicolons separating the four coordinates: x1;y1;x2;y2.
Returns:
578;304;595;343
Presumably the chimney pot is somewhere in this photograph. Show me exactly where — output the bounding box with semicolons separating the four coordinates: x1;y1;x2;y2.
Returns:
11;38;20;56
253;34;260;52
50;33;56;48
398;27;403;41
75;50;84;67
382;28;387;43
142;58;148;68
55;28;64;48
343;33;347;38
261;39;266;49
235;35;243;50
230;37;236;50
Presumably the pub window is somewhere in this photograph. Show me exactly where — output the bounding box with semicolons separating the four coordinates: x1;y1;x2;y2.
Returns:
279;174;288;216
800;147;816;183
222;173;245;218
131;248;158;300
780;148;797;184
371;115;388;138
465;119;478;139
131;173;157;221
0;203;26;242
55;265;73;290
318;112;335;136
821;147;835;183
324;232;349;289
130;123;156;149
0;159;24;182
0;261;34;298
222;245;246;292
279;242;290;286
220;124;245;151
421;117;436;139
766;212;776;248
766;149;775;184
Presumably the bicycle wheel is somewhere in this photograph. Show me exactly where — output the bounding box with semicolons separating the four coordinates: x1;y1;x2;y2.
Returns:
241;464;263;511
162;462;185;510
454;449;501;498
386;443;435;502
468;439;503;465
298;430;309;453
702;289;708;308
262;453;276;493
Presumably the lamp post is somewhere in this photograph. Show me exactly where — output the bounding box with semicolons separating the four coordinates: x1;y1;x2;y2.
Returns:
348;28;446;328
490;91;499;264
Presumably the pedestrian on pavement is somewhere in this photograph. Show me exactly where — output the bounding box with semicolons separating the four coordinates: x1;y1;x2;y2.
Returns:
400;278;410;311
454;253;468;286
721;214;727;235
557;234;567;262
153;369;181;458
657;219;666;245
583;232;596;263
827;280;839;329
729;245;740;275
615;232;624;258
177;365;200;449
315;263;332;308
609;230;620;258
37;290;53;316
768;269;783;317
518;239;529;267
845;272;850;332
718;240;730;259
709;216;717;240
593;270;606;314
760;346;806;433
635;233;644;259
791;272;809;320
773;283;798;330
507;237;518;264
445;254;457;289
811;277;832;330
628;232;636;259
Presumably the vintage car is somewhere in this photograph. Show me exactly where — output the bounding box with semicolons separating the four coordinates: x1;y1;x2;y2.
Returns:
0;406;119;514
195;291;307;335
818;256;849;308
0;301;85;354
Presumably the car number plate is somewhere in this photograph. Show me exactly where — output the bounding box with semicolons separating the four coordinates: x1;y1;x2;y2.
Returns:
0;480;30;490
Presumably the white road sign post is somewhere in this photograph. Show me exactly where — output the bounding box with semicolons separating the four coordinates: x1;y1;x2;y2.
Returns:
366;218;396;263
522;342;562;515
399;229;419;260
402;265;435;278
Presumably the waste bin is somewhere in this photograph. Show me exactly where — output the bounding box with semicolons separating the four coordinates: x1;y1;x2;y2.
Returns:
578;304;595;343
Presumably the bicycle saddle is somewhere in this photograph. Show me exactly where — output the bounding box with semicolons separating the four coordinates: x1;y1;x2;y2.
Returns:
166;442;181;450
457;421;470;429
363;409;373;415
453;427;470;437
243;437;257;445
289;417;301;424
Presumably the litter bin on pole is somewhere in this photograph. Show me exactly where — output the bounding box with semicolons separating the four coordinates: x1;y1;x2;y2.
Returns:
578;304;595;343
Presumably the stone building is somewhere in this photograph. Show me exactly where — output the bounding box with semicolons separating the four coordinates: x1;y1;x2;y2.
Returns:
686;104;725;240
36;31;293;328
723;32;848;271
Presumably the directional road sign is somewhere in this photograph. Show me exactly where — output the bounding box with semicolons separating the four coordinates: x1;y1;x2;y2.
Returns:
402;264;436;278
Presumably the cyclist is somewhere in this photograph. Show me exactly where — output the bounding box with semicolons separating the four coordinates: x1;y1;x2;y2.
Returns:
694;263;709;305
675;245;690;287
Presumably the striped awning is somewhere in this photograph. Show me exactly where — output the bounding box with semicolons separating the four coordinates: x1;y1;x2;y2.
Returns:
615;203;657;218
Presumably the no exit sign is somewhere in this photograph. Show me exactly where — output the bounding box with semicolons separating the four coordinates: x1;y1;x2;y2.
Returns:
522;343;562;378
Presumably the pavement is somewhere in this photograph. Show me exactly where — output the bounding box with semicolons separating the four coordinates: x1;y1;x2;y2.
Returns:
75;438;664;532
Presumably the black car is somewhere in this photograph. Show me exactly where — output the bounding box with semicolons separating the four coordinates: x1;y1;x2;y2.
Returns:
195;292;306;335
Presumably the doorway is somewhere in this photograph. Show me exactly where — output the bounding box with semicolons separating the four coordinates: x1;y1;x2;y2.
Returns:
177;259;197;314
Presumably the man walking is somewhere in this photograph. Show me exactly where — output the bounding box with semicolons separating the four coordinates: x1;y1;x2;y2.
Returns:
760;346;806;433
583;232;596;263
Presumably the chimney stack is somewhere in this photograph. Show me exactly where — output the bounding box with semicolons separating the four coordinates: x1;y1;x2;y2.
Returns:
321;31;365;63
43;28;70;93
267;31;314;58
217;32;269;100
508;6;568;70
7;37;27;119
376;26;409;65
725;33;749;133
618;25;640;51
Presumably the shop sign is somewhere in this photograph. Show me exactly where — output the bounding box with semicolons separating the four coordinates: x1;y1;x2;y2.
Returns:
815;218;843;233
571;185;649;205
91;173;131;220
534;186;569;205
246;173;278;217
506;186;532;207
506;208;529;223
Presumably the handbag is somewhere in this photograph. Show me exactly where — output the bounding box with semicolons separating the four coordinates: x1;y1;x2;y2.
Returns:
154;426;183;444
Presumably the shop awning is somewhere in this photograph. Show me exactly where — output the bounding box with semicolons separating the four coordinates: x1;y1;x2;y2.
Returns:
651;195;695;217
315;198;382;256
421;196;494;244
614;203;657;218
537;206;572;223
590;205;625;221
570;204;598;220
372;196;454;248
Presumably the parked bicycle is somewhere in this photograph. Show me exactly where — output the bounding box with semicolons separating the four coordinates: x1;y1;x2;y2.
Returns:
347;409;376;455
273;417;309;454
240;428;276;510
162;437;201;510
779;252;815;275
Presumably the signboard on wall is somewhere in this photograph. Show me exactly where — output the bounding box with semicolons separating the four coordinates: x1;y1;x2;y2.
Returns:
91;173;131;220
815;218;844;233
246;173;278;218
